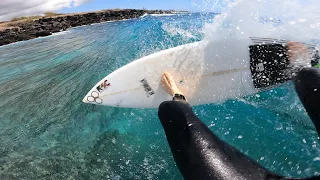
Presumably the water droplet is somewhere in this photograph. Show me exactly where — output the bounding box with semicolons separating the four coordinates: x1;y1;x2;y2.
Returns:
113;175;121;180
313;157;320;161
209;123;215;127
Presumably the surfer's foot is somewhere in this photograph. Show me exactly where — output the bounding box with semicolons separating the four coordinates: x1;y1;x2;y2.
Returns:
287;42;310;63
162;72;184;96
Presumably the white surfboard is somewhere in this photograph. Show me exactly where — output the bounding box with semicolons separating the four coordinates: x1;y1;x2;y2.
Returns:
82;37;289;108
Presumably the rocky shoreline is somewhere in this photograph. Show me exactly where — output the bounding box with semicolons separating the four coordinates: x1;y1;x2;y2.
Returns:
0;9;175;46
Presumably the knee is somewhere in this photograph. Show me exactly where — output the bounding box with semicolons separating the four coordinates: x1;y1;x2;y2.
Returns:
158;101;173;116
158;101;175;121
295;68;320;83
158;100;196;133
159;100;192;113
295;67;320;92
158;101;193;121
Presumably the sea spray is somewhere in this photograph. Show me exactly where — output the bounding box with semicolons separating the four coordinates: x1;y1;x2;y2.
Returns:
202;0;320;43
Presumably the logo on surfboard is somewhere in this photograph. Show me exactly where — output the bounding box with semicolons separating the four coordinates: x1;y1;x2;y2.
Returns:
141;78;155;97
256;63;265;72
97;80;110;92
87;91;103;104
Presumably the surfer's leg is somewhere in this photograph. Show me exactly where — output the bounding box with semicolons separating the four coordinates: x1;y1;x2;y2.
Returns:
159;72;281;179
294;67;320;135
158;100;320;180
158;100;283;180
159;72;320;180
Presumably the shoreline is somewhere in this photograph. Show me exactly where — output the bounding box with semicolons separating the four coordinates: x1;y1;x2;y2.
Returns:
0;9;179;47
0;18;143;48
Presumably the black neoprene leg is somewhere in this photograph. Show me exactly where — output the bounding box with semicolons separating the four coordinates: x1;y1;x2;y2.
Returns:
158;99;320;180
294;67;320;135
158;68;320;180
158;100;281;180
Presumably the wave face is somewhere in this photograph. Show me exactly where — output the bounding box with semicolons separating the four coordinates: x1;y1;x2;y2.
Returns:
0;5;320;180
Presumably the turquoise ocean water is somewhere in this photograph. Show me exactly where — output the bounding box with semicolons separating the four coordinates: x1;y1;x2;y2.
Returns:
0;13;319;179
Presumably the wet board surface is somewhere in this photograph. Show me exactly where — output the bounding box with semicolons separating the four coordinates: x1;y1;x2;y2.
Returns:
83;37;292;108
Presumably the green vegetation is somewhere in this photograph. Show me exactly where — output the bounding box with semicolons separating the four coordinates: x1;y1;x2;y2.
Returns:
101;8;122;12
44;12;63;17
11;16;42;22
11;12;63;22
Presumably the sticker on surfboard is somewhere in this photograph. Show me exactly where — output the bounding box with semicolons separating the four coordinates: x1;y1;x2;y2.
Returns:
96;80;110;92
140;78;155;97
87;91;103;104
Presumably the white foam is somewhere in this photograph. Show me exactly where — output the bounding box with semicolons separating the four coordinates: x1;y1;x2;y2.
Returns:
150;14;176;17
104;19;130;23
52;31;70;36
140;13;148;18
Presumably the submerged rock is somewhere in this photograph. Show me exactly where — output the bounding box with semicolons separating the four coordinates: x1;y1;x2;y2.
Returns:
35;31;52;37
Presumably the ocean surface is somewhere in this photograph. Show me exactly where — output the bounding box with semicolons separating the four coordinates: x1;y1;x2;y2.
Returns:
1;7;320;180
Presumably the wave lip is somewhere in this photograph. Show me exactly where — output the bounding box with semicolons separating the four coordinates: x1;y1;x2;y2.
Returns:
150;14;177;17
140;13;148;17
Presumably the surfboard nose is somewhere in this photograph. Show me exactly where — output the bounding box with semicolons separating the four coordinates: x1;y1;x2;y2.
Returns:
82;95;89;103
82;91;103;104
82;94;90;103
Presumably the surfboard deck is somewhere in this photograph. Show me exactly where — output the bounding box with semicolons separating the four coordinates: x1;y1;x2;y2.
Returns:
82;37;287;108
